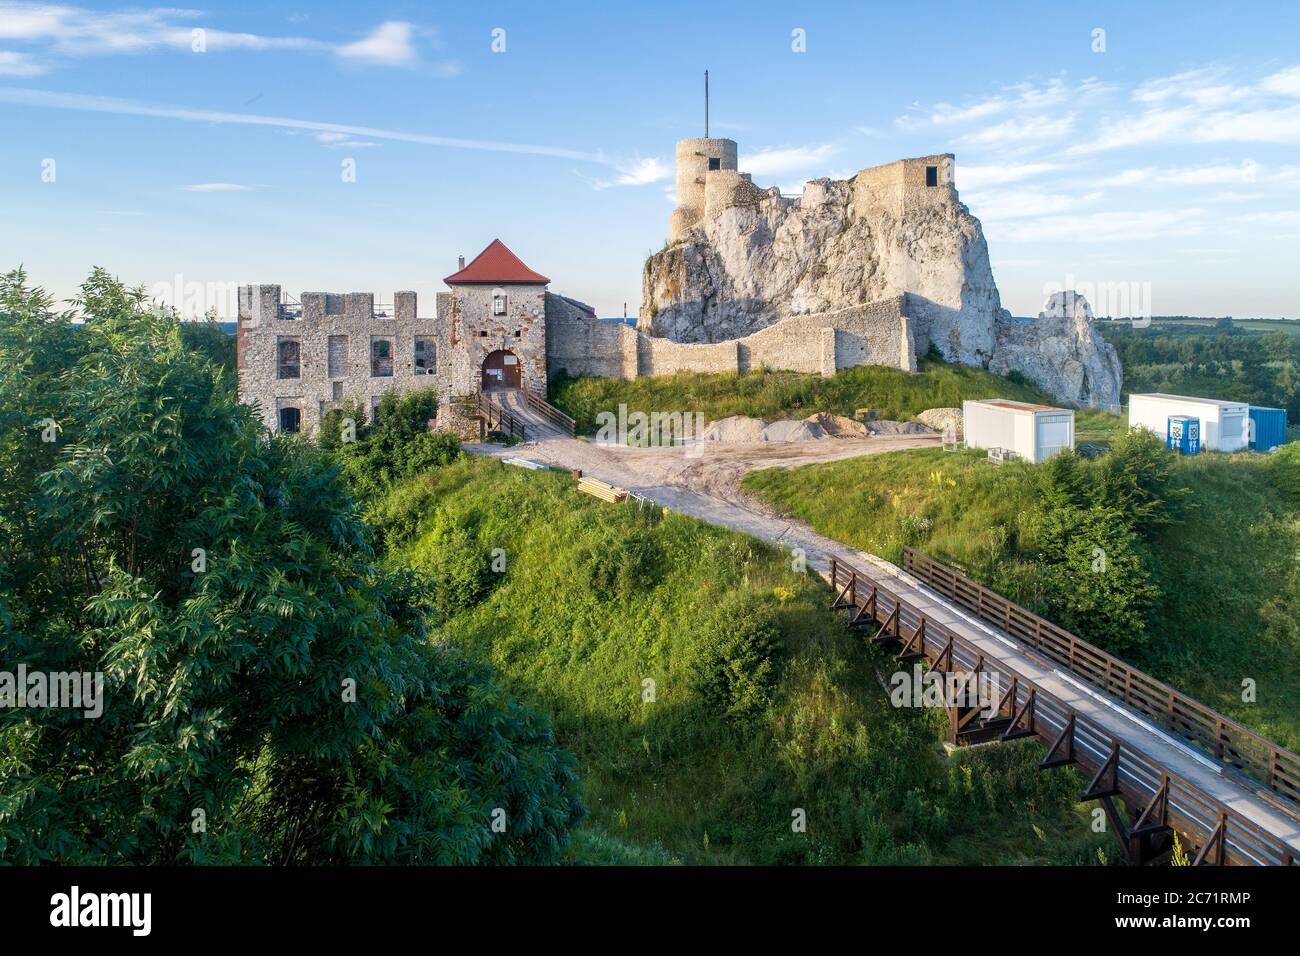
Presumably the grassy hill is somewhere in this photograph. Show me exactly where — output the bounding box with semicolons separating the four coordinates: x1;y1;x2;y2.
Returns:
743;445;1300;751
551;359;1062;435
372;456;1112;865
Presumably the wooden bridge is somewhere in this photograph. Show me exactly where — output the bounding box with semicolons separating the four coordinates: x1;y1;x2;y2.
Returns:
829;550;1300;866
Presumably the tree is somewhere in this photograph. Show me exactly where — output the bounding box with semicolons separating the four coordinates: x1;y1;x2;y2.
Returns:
0;267;582;864
1033;503;1159;653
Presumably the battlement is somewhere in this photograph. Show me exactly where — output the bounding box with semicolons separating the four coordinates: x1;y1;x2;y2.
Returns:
237;284;418;326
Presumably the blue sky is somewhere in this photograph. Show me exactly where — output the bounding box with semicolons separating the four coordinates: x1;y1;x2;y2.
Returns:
1;0;1298;319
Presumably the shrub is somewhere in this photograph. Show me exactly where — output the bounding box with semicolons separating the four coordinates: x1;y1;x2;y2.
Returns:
689;591;784;721
427;512;494;616
1034;503;1159;653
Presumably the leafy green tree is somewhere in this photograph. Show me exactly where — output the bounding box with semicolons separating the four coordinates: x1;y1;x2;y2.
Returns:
1090;428;1190;535
322;391;460;504
1033;503;1159;653
0;267;581;864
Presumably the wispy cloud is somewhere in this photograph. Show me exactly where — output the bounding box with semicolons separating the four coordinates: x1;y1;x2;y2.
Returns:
742;144;838;178
337;21;418;68
0;50;44;75
0;3;454;73
0;88;610;163
989;208;1206;243
593;157;671;190
964;189;1103;221
957;162;1058;190
183;183;253;192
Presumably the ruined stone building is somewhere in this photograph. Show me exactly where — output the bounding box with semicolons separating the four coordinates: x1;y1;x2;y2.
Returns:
237;239;593;433
236;134;1121;435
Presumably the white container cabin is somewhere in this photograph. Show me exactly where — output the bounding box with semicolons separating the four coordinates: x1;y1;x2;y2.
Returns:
962;399;1075;464
1127;393;1249;452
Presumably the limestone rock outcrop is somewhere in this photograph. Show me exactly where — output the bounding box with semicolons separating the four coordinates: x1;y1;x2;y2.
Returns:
640;165;1122;406
990;291;1123;408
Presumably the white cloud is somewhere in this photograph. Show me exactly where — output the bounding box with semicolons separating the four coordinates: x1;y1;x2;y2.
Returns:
1073;65;1300;154
742;144;838;178
0;4;444;73
957;162;1058;190
1262;66;1300;97
0;50;44;75
183;183;253;192
315;131;379;149
990;208;1206;243
593;157;671;190
336;21;416;67
964;189;1103;221
958;114;1074;147
1236;210;1300;225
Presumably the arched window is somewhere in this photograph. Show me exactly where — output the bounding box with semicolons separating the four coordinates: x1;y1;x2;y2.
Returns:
492;288;507;316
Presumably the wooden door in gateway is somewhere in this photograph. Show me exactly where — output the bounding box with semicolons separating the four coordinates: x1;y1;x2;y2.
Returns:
481;349;521;390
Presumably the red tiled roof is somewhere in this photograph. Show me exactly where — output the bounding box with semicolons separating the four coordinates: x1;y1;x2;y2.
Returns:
443;239;550;285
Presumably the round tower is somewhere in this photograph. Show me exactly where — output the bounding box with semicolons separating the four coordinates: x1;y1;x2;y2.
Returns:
669;137;738;243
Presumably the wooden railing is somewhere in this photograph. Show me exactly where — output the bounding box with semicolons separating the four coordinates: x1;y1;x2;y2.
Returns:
523;385;576;436
477;391;526;443
901;547;1300;808
829;556;1298;866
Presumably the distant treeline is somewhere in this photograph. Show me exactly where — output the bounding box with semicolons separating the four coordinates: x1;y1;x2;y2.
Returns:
1102;323;1300;417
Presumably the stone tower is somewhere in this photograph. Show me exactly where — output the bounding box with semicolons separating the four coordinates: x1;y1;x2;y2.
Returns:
668;137;738;243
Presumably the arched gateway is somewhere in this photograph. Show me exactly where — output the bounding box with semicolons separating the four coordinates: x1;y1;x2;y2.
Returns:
481;349;521;390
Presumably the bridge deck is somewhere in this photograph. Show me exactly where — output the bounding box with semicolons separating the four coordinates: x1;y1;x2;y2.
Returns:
855;554;1300;859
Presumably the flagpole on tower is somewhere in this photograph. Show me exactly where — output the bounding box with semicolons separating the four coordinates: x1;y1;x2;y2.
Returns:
704;69;709;138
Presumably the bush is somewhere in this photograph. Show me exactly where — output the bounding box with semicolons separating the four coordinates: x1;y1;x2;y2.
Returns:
427;512;494;616
1271;442;1300;501
1033;503;1159;653
585;527;663;602
689;591;784;721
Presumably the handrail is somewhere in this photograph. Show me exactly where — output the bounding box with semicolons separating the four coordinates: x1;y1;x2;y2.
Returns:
829;555;1298;866
477;391;526;443
901;547;1300;808
522;383;576;436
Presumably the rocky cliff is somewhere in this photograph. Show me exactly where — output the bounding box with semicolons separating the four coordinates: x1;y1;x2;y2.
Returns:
640;170;1121;406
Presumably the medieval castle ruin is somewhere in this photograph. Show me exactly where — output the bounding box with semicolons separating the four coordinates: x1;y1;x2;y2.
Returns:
237;133;1121;435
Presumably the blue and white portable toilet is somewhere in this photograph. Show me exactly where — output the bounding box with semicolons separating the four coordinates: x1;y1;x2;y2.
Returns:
1248;406;1287;452
1167;415;1200;455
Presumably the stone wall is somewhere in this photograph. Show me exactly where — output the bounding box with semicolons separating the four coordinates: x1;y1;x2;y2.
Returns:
435;282;547;400
236;284;439;434
546;293;915;381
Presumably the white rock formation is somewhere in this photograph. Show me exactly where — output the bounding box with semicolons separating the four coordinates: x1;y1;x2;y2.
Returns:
990;291;1124;408
640;170;1121;406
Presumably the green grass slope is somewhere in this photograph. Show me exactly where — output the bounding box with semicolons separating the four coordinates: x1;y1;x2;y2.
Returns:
743;446;1300;751
551;359;1065;435
373;456;1113;865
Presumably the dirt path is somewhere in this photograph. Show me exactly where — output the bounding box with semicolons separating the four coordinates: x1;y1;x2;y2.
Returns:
471;432;937;507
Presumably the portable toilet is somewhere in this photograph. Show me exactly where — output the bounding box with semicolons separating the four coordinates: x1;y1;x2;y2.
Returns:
1248;406;1287;452
962;399;1075;464
1128;393;1249;452
1167;415;1200;455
